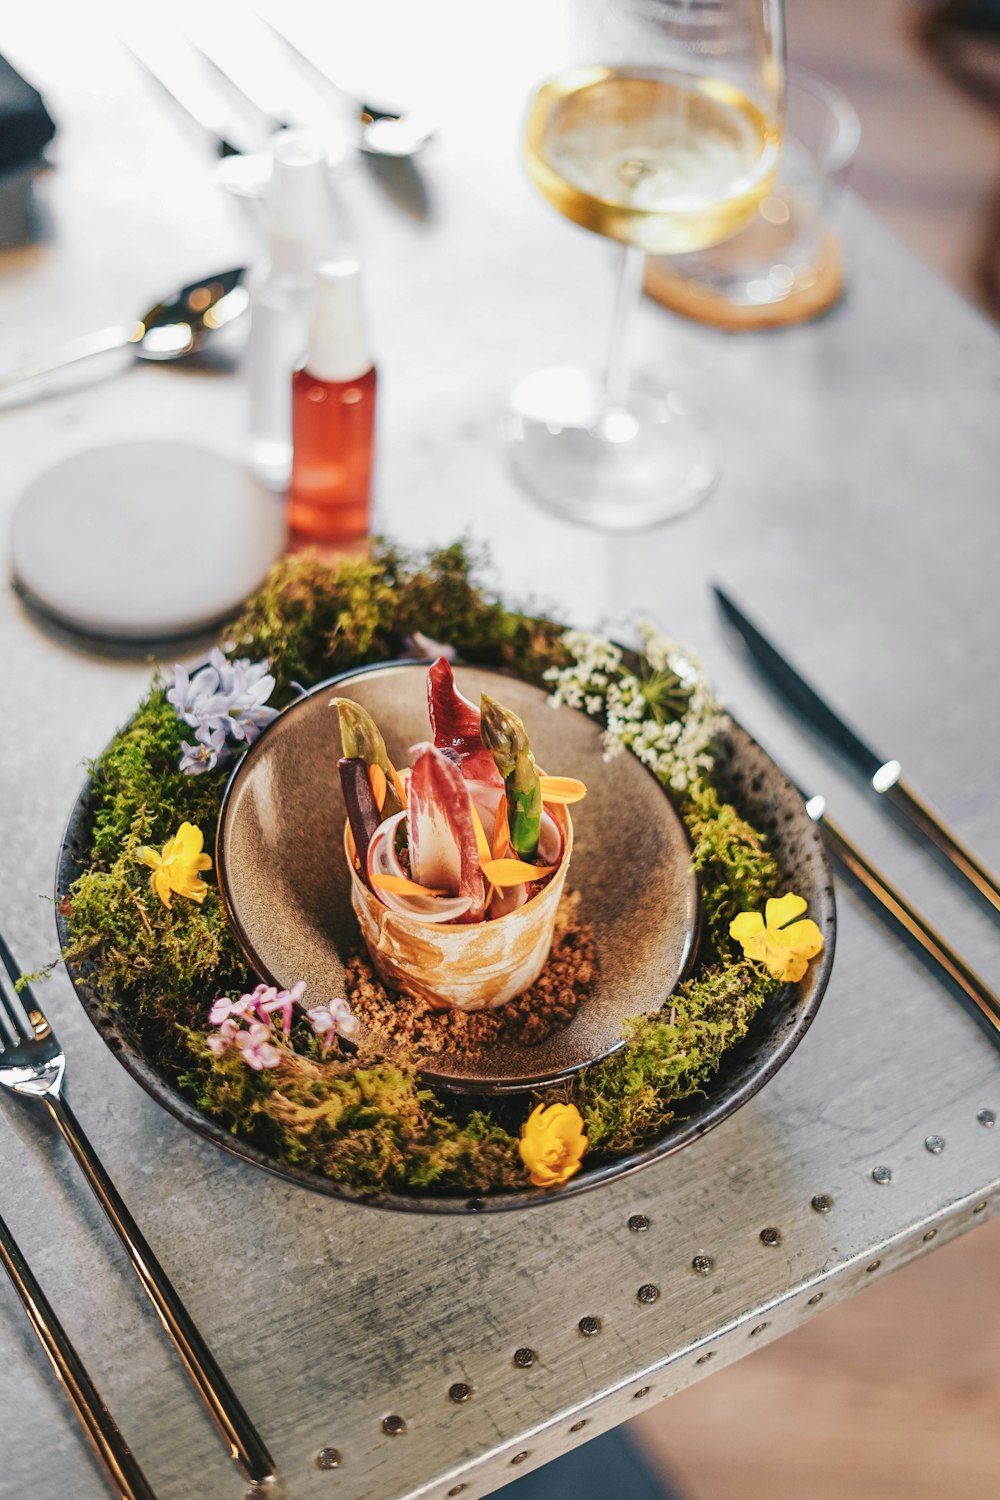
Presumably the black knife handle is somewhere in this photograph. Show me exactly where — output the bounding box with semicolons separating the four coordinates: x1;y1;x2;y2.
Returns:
880;777;1000;918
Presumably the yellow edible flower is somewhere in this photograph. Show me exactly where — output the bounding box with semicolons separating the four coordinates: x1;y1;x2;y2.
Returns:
729;892;824;983
137;822;213;909
519;1102;588;1189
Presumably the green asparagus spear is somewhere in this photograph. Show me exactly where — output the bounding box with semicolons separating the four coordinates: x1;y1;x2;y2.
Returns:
330;698;399;817
479;693;543;861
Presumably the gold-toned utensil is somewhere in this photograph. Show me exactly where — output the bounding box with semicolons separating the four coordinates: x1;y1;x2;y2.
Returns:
0;933;275;1483
0;1211;158;1500
804;793;1000;1042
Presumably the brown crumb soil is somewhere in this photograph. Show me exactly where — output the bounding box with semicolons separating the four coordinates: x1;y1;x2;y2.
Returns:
344;891;598;1058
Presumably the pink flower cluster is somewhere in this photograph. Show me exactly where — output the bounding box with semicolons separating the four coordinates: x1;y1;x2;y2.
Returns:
206;981;358;1071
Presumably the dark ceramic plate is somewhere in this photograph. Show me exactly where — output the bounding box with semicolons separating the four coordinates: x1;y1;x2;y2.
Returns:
55;683;836;1213
215;662;699;1093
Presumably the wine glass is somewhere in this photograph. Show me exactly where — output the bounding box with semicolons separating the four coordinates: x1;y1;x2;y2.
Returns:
506;0;786;529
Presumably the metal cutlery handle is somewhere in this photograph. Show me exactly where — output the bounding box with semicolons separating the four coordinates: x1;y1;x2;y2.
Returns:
817;808;1000;1039
882;775;1000;918
43;1093;275;1484
0;1212;158;1500
0;327;135;396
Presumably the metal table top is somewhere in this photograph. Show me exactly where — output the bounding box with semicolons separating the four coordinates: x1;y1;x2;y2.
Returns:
2;9;999;1499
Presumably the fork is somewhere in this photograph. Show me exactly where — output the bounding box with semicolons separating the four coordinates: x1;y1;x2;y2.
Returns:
0;932;275;1484
0;1208;158;1499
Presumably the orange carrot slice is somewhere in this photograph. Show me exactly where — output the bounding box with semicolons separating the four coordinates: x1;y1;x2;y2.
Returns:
492;797;510;861
539;776;587;804
480;858;558;887
371;874;448;898
469;802;492;865
387;759;409;809
346;824;358;865
369;763;387;812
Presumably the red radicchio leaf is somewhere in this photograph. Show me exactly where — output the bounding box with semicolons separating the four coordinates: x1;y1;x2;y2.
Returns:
407;744;486;922
426;657;503;786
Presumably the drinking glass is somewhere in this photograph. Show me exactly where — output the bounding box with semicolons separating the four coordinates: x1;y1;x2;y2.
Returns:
506;0;786;530
662;68;860;310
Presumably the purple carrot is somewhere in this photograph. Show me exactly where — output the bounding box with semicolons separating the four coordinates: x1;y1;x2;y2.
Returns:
339;757;381;888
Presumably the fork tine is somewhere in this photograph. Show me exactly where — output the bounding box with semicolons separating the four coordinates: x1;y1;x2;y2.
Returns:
0;934;39;1042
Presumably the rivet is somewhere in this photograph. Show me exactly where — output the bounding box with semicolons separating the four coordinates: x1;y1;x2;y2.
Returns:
749;1323;768;1337
973;1201;988;1214
923;1229;937;1242
866;1260;881;1273
628;1213;650;1233
382;1414;406;1436
513;1347;536;1368
578;1316;602;1337
924;1135;946;1154
692;1253;714;1274
808;1292;823;1305
636;1284;659;1304
977;1109;996;1128
448;1487;467;1497
570;1420;587;1433
315;1447;341;1470
466;1196;486;1212
759;1227;781;1247
696;1352;714;1365
511;1452;529;1466
871;1166;892;1185
633;1386;651;1399
448;1383;472;1404
810;1194;833;1214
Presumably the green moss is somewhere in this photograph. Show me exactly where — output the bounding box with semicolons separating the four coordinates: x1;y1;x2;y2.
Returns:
64;541;790;1198
685;782;779;954
579;962;776;1153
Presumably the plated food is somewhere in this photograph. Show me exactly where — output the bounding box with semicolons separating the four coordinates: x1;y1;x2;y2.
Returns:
57;545;834;1210
335;659;585;1010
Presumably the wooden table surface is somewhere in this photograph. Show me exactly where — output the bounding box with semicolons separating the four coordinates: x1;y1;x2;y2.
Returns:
2;6;999;1499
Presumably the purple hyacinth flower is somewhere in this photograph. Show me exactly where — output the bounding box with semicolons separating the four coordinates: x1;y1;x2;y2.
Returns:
179;725;230;776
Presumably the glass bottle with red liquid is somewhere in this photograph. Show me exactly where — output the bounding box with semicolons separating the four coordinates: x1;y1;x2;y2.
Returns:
288;258;376;548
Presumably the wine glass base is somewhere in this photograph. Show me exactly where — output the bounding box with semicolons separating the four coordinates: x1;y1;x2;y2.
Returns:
504;365;718;530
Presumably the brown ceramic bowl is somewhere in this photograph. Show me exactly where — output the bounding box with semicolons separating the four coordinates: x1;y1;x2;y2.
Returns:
215;661;700;1092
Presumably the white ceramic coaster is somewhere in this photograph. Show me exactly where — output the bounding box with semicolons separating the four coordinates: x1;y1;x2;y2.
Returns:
11;442;287;641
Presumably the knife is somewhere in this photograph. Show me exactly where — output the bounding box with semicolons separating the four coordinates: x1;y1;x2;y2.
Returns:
801;791;1000;1044
714;585;1000;920
121;39;254;158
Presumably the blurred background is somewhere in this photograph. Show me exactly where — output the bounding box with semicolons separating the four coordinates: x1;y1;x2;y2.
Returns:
3;1;999;1496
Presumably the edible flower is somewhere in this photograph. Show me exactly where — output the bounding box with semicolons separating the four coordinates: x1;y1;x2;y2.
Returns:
729;893;824;983
306;998;360;1048
519;1102;588;1188
137;822;212;908
234;1022;282;1072
207;993;253;1026
206;1018;240;1056
251;980;306;1033
179;726;230;776
168;647;278;750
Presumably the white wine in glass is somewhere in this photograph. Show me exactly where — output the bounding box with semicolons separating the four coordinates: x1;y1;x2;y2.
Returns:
507;4;785;530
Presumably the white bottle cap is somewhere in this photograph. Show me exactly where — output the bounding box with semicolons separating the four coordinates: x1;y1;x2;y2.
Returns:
305;258;372;383
267;130;330;274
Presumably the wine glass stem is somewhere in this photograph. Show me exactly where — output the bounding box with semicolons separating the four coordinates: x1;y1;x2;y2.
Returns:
604;244;646;410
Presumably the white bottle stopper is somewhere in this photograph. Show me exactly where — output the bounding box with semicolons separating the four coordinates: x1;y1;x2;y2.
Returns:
305;258;371;383
267;130;331;273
